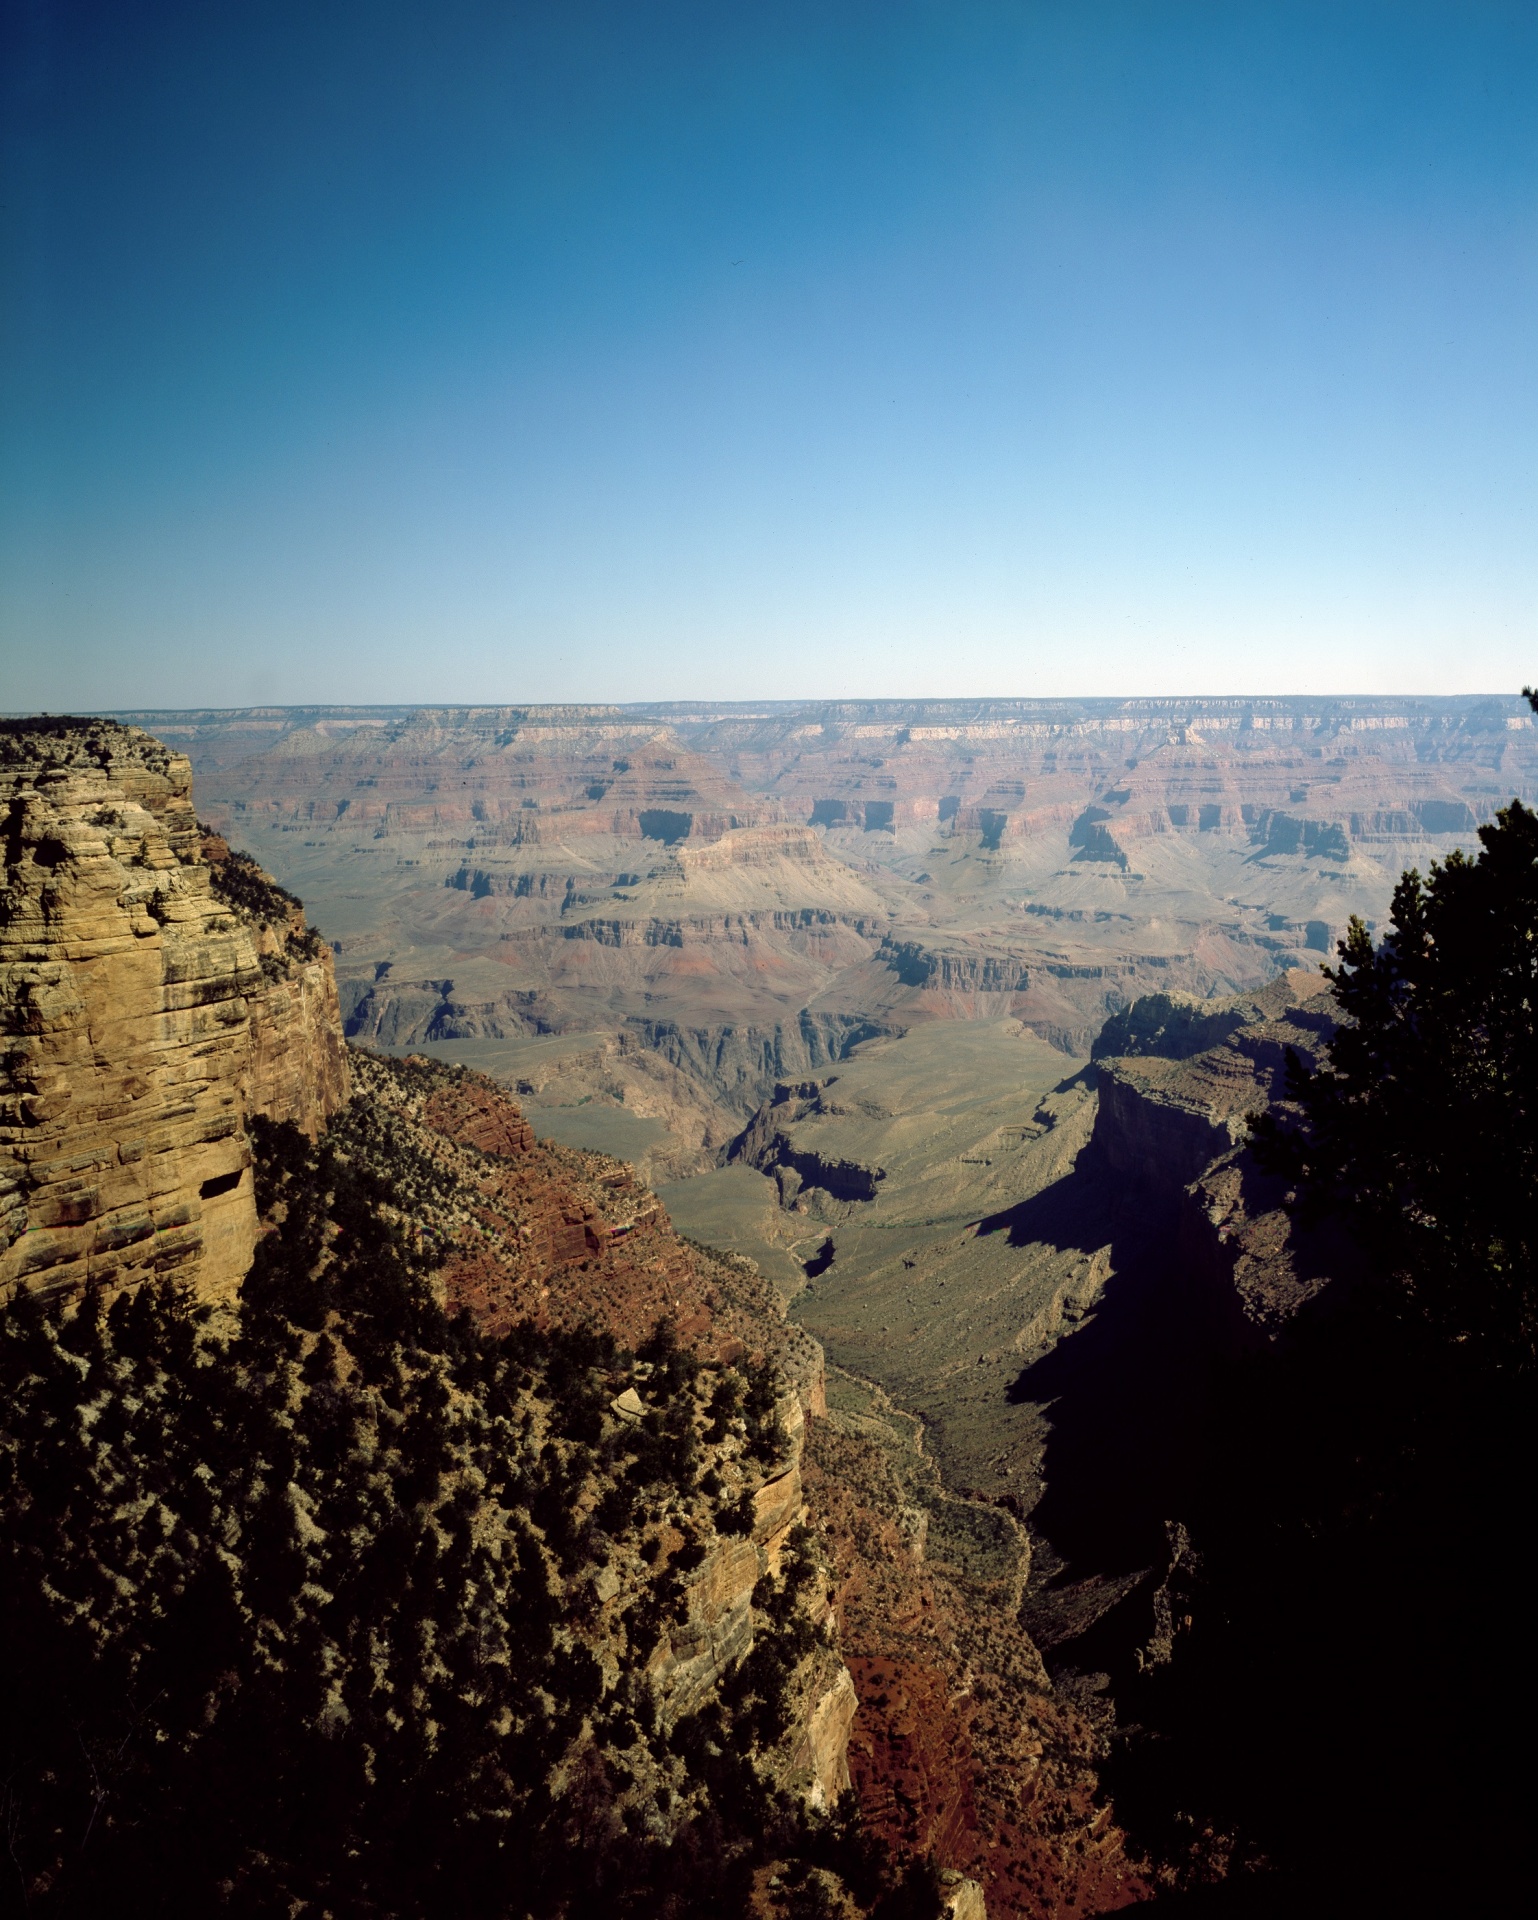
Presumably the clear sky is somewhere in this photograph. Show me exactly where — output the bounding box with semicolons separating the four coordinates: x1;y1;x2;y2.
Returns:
2;1;1534;708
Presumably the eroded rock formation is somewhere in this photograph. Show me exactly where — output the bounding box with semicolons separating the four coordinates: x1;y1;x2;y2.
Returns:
0;721;349;1305
338;1048;861;1814
807;1366;1147;1914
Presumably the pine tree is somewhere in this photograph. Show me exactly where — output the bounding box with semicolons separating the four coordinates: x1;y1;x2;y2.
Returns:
1254;797;1538;1366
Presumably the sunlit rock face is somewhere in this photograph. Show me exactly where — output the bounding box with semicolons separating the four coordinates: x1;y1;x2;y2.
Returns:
0;721;348;1305
336;1047;861;1820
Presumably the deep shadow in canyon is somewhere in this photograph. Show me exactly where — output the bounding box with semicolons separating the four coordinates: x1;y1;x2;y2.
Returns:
1002;1162;1532;1915
1002;1147;1220;1588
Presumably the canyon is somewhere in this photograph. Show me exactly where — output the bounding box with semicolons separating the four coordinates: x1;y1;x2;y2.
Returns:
2;714;1157;1916
109;695;1529;1501
8;701;1527;1911
130;697;1529;1116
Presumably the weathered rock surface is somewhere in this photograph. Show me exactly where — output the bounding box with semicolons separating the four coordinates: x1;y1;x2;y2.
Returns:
808;1366;1148;1915
0;722;349;1305
1091;967;1350;1338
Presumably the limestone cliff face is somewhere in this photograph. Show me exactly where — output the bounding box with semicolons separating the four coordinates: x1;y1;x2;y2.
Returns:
200;831;351;1136
1093;1059;1247;1228
651;1387;857;1805
0;721;348;1306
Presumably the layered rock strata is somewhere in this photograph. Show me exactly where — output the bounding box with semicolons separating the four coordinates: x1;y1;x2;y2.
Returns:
169;696;1535;1116
0;721;348;1305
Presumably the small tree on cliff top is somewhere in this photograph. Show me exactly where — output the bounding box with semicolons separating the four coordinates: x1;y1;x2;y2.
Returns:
1254;796;1538;1367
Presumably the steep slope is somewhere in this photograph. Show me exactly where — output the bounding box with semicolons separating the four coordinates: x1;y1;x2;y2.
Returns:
2;718;1050;1918
0;1065;874;1915
807;1368;1148;1917
1089;968;1349;1338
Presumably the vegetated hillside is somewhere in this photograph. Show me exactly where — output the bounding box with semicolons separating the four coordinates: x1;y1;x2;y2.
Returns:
2;714;1163;1920
806;1368;1148;1916
0;1048;953;1918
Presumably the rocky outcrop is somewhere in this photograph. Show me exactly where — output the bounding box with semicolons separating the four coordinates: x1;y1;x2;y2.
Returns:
806;1367;1149;1915
650;1386;857;1803
1093;1057;1247;1224
882;938;1032;994
726;1080;888;1204
1178;1147;1356;1339
1090;967;1350;1338
630;1010;896;1116
941;1876;989;1920
0;721;349;1306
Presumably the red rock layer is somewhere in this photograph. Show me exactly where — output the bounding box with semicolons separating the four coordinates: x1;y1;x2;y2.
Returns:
349;1051;822;1395
806;1423;1149;1918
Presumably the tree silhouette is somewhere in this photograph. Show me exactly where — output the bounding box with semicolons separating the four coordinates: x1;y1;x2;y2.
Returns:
1254;797;1538;1365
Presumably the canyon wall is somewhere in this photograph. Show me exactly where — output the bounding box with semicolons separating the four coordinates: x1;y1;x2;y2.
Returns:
342;1049;863;1818
0;721;349;1306
1090;968;1348;1338
123;696;1534;1133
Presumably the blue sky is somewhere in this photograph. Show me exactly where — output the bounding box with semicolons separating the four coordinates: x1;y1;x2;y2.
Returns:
2;1;1534;707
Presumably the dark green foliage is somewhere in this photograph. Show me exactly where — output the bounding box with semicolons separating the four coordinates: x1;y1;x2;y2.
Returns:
638;1315;701;1396
742;1358;787;1464
1108;1287;1532;1913
702;1368;743;1442
0;716;167;773
718;1487;757;1535
0;1079;901;1917
717;1538;822;1751
0;1139;573;1914
205;841;324;958
1253;798;1538;1365
772;1795;942;1920
1110;800;1538;1911
618;1332;705;1496
205;843;302;924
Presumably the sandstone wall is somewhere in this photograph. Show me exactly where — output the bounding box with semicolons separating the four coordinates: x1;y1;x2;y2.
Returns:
247;952;351;1135
0;723;349;1306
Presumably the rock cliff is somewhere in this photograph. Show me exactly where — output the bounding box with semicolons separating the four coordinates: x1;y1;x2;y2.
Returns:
0;720;349;1306
1090;967;1349;1337
806;1365;1147;1915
